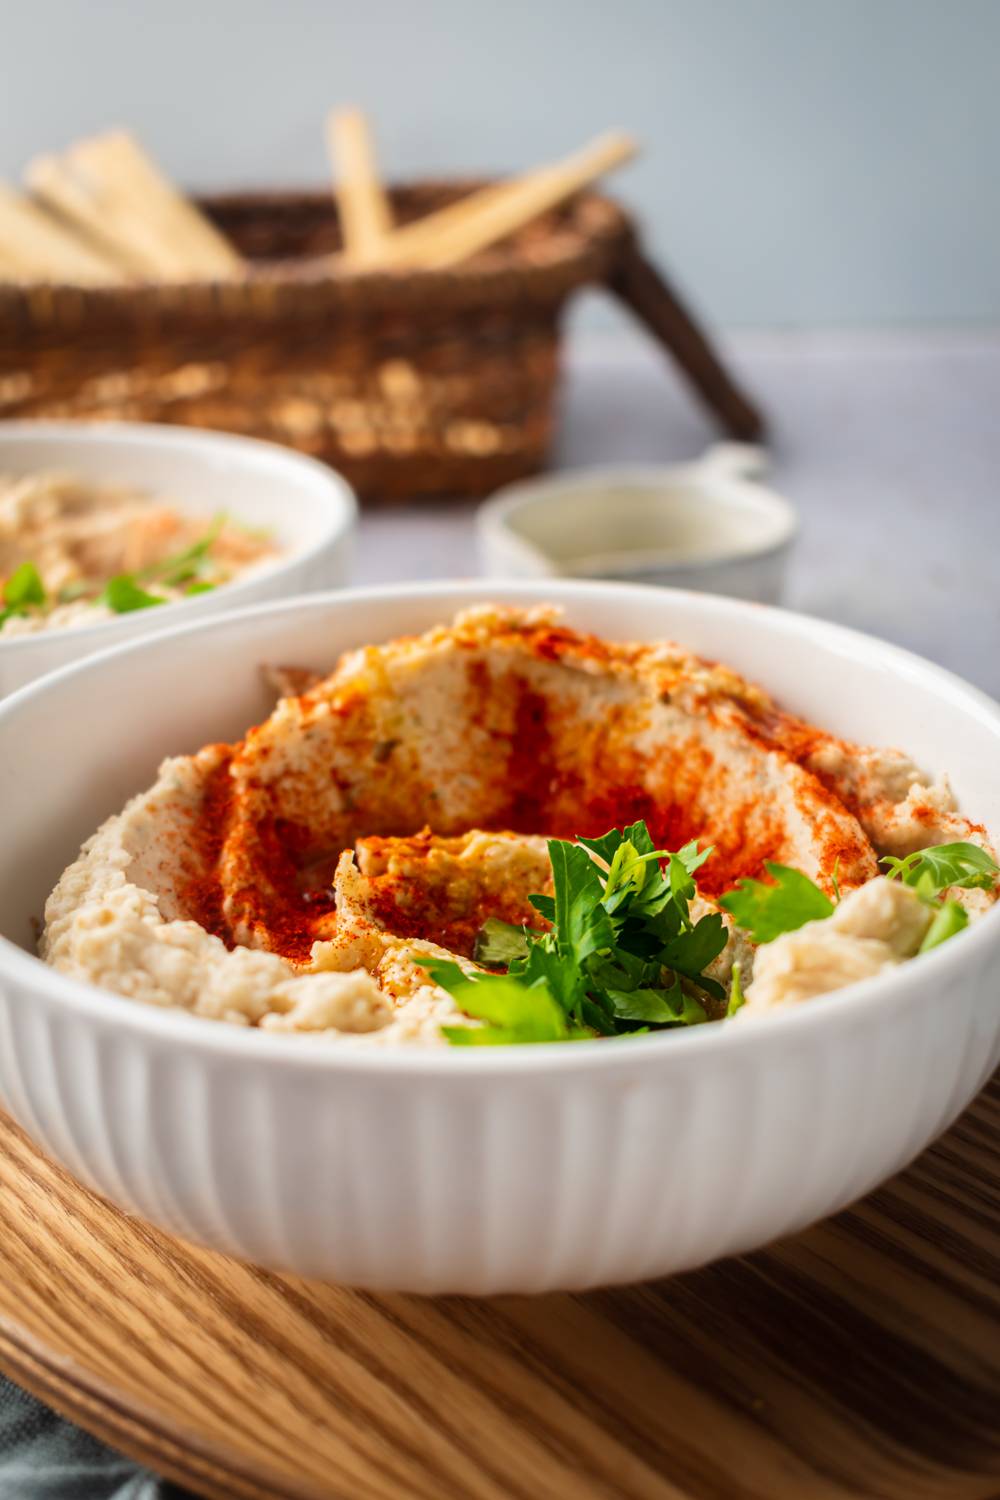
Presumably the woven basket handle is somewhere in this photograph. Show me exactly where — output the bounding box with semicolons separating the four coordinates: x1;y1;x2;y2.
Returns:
604;232;765;442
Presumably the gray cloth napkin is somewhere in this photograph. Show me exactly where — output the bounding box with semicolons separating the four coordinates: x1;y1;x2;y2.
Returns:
0;1377;192;1499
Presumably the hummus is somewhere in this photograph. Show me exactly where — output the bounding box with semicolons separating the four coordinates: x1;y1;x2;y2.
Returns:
0;471;277;635
739;876;933;1014
41;606;996;1042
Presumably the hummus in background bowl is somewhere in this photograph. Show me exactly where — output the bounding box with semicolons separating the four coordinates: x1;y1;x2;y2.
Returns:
0;469;279;637
0;421;356;695
0;581;998;1293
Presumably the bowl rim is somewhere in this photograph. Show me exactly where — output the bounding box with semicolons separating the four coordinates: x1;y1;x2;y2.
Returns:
0;420;357;655
1;576;998;1076
476;460;798;574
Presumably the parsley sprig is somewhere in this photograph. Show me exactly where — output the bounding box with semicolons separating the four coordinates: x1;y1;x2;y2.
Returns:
423;821;728;1046
140;513;226;589
425;828;998;1043
98;515;227;614
880;840;998;953
880;842;998;898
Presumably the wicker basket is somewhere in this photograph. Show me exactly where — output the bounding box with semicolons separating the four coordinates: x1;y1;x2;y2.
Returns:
0;184;761;502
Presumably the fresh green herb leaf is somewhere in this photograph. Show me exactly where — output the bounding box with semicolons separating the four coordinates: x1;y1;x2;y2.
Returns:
578;994;620;1035
881;841;998;899
831;857;842;904
473;917;533;967
658;914;728;997
726;960;746;1016
419;957;586;1045
576;827;628;865
586;948;653;992
577;820;654;866
99;575;167;613
605;979;708;1026
548;838;615;962
143;514;226;588
675;839;714;879
4;560;46;610
919;900;969;953
527;892;555;923
603;843;667;914
441;1024;558;1046
185;581;216;596
510;920;587;1014
719;863;834;944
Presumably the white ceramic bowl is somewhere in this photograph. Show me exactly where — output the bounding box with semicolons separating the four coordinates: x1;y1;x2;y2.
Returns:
0;581;998;1295
0;421;357;696
477;444;797;603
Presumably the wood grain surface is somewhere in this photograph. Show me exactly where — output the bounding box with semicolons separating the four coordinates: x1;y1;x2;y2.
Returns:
0;1077;998;1500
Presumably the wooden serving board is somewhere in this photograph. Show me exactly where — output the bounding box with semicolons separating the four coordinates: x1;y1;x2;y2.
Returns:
1;1078;998;1500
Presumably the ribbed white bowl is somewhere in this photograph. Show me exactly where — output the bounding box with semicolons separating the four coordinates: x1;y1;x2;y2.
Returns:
0;582;998;1294
0;421;357;696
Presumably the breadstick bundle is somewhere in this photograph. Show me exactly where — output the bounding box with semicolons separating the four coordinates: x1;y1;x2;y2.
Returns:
0;129;242;285
0;110;761;500
0;114;638;286
325;106;637;270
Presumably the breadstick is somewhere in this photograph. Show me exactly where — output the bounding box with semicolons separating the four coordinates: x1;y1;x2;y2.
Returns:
327;107;393;266
70;130;241;277
356;131;637;270
0;183;125;284
26;150;153;275
27;131;242;280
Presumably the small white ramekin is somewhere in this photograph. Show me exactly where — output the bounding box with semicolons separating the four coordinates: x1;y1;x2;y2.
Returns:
0;581;997;1294
0;421;357;696
476;444;796;603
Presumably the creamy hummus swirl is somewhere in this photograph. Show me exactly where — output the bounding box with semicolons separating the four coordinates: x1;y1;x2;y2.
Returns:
41;606;992;1041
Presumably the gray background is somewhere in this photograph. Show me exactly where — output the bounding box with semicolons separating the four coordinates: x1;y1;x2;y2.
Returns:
3;0;998;327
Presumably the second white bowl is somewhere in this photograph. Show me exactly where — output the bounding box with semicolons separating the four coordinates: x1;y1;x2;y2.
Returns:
0;421;357;696
477;444;796;603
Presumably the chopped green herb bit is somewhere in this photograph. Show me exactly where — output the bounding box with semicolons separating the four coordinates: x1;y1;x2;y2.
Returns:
919;899;969;953
5;560;46;610
726;960;746;1017
99;575;167;613
719;863;834;944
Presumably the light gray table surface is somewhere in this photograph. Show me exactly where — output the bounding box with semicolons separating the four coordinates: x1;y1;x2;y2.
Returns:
355;328;999;698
